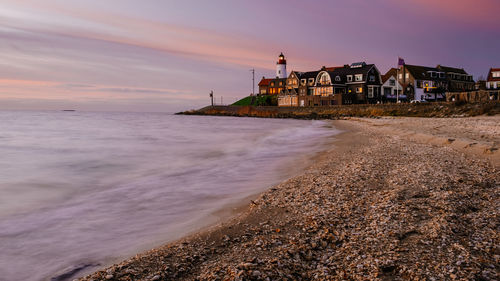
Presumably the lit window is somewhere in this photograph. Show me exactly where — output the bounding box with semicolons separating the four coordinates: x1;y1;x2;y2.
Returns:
398;74;402;79
356;87;363;93
320;73;331;85
405;73;409;79
301;79;306;85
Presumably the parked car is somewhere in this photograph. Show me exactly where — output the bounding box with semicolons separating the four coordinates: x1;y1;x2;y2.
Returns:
410;100;427;103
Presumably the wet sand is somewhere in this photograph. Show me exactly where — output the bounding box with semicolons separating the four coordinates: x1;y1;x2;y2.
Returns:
81;116;499;281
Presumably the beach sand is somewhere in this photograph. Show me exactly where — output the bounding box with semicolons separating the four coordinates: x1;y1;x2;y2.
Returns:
81;116;499;281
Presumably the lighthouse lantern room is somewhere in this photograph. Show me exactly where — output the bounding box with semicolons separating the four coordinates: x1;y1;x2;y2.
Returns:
276;52;287;79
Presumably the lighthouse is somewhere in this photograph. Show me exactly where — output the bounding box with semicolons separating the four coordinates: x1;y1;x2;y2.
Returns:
276;52;287;78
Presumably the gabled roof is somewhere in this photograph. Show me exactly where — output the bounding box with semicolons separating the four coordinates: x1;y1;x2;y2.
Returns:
258;78;272;87
382;68;398;83
487;68;500;82
436;65;468;74
404;64;444;81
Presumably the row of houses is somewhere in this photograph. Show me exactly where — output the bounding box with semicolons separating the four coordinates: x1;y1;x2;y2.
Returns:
258;53;498;107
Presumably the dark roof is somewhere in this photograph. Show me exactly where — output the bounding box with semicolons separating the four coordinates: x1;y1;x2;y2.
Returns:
258;78;272;87
487;68;500;82
331;64;376;82
382;68;398;83
404;64;444;81
298;71;320;80
436;65;468;74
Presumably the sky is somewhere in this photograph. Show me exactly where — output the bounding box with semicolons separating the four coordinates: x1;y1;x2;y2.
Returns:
0;0;499;112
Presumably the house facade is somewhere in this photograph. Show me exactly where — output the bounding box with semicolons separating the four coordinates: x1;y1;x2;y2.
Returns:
258;77;271;95
280;62;382;107
486;68;500;89
398;64;448;101
381;68;404;102
436;65;474;92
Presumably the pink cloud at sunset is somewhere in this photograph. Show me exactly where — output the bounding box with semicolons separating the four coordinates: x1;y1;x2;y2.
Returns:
0;0;498;112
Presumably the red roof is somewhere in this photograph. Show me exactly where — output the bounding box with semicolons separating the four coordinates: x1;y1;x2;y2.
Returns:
258;78;272;87
487;68;500;82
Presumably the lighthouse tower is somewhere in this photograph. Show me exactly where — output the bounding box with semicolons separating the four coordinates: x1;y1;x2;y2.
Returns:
276;52;287;78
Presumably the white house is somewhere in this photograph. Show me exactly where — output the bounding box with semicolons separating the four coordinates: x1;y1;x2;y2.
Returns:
486;68;500;89
381;68;404;102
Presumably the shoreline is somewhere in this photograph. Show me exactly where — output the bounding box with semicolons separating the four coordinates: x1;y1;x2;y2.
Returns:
81;116;499;281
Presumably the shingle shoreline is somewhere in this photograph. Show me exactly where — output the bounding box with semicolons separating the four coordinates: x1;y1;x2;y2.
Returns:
82;117;499;281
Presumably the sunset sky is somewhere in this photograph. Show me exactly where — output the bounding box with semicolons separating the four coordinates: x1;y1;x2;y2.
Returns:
1;0;499;112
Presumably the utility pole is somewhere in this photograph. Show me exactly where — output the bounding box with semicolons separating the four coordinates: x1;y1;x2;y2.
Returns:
250;69;255;96
210;90;214;106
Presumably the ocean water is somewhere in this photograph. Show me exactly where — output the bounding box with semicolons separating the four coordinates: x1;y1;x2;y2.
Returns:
0;111;339;281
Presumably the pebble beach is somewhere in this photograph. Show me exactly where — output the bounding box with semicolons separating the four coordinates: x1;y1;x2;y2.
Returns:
82;116;499;281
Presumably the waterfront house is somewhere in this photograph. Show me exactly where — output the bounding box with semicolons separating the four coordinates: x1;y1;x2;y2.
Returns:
342;62;382;104
258;77;272;95
397;64;448;101
297;70;320;106
294;63;382;106
486;68;500;89
436;65;474;92
381;68;404;102
278;71;302;106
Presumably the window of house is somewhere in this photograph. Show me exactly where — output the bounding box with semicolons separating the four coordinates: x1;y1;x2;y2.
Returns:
347;75;353;82
439;72;445;78
493;72;500;78
320;73;331;85
335;76;341;82
369;75;375;82
308;78;314;84
430;72;436;78
398;74;402;79
271;82;274;86
279;81;283;86
355;74;363;81
368;87;374;98
405;73;409;79
389;79;395;86
356;87;363;93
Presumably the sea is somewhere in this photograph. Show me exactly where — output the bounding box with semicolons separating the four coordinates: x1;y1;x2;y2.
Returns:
0;110;340;281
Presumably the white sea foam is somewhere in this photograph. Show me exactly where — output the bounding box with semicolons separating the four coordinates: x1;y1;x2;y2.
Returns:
0;111;340;281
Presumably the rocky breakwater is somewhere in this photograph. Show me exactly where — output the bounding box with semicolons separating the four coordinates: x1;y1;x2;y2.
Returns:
82;117;499;280
178;102;500;119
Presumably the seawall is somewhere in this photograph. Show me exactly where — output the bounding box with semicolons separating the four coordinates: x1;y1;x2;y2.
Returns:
177;102;500;119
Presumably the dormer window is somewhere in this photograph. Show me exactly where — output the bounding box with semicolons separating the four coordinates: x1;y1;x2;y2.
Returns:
439;72;445;78
271;82;275;86
369;75;375;82
347;75;353;82
335;76;341;82
301;79;306;85
319;73;331;85
355;74;363;82
430;72;437;78
493;72;500;78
